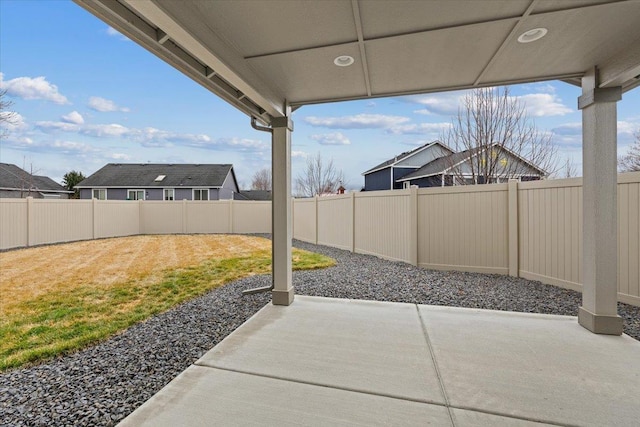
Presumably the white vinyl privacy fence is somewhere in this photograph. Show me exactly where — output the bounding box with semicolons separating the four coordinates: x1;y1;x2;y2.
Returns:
0;199;271;250
293;173;640;307
1;174;638;307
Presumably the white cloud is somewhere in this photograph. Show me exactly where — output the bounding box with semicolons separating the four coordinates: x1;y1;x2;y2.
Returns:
291;150;308;158
81;123;131;138
310;132;351;145
1;112;28;132
304;114;410;129
552;121;639;138
387;122;452;135
88;96;130;113
0;73;69;104
61;111;84;125
108;153;131;161
405;89;572;118
515;93;572;117
403;92;468;116
552;122;581;136
35;121;81;132
106;27;129;41
209;137;268;152
617;120;640;136
3;135;96;154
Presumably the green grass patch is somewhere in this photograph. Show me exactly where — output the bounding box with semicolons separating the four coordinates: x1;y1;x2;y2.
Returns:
0;248;334;372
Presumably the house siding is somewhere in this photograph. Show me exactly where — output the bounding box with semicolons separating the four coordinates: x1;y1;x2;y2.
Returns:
219;171;239;200
364;168;392;191
175;188;192;200
393;167;416;189
395;144;451;168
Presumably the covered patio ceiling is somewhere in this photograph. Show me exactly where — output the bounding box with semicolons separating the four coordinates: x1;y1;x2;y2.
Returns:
74;0;640;123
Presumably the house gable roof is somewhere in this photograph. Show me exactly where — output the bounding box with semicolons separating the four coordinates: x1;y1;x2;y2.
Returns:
235;190;272;201
76;163;235;188
0;163;71;193
362;140;451;175
397;144;547;182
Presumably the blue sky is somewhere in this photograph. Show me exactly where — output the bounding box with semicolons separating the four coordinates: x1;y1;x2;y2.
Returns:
1;1;639;190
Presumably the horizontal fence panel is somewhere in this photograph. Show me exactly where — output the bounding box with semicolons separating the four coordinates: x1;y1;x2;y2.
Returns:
293;198;317;243
233;201;271;233
317;195;352;250
0;199;28;250
141;201;184;234
417;185;508;274
31;199;93;246
95;200;140;238
186;201;231;234
355;190;410;263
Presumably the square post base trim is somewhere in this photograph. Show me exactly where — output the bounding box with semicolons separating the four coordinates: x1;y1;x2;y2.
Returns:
272;288;295;306
578;306;623;335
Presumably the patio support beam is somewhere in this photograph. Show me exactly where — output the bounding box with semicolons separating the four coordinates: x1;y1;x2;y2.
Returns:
271;114;294;306
577;67;622;335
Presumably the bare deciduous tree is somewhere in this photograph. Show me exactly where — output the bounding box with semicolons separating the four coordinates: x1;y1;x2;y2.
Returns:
251;167;271;191
0;89;18;139
619;131;640;172
564;157;577;178
295;152;344;197
442;87;558;185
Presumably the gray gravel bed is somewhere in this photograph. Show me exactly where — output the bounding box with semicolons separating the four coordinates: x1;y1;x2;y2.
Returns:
1;240;638;426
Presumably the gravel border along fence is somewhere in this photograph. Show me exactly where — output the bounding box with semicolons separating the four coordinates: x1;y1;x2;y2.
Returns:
1;239;638;426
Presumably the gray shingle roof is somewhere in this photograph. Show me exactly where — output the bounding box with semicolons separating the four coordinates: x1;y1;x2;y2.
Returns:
76;164;234;188
0;163;71;193
362;140;447;175
235;190;272;201
396;150;477;181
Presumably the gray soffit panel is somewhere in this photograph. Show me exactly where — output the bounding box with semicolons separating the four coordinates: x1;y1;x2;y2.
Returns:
73;0;640;120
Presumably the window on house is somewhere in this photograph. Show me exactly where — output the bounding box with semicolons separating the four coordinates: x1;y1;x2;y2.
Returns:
164;188;175;201
127;190;145;200
402;181;410;189
93;189;107;200
193;189;209;201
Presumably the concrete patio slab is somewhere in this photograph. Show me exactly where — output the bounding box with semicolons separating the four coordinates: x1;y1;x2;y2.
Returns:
118;365;452;426
451;408;555;426
419;305;640;427
197;296;444;404
119;296;640;426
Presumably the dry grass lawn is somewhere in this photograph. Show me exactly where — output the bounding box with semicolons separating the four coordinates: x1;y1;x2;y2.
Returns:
0;235;334;371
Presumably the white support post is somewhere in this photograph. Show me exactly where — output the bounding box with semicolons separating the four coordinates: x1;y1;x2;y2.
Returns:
577;67;623;335
271;115;294;306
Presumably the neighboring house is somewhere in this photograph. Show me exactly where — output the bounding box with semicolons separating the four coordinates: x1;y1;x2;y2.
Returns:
362;141;454;191
363;141;546;190
76;163;239;200
0;163;73;199
234;190;272;201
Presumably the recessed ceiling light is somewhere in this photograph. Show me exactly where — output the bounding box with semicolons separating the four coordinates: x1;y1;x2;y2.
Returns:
517;28;548;43
334;55;354;67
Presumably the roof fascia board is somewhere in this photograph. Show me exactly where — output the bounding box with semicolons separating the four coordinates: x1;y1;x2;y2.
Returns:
122;0;285;118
